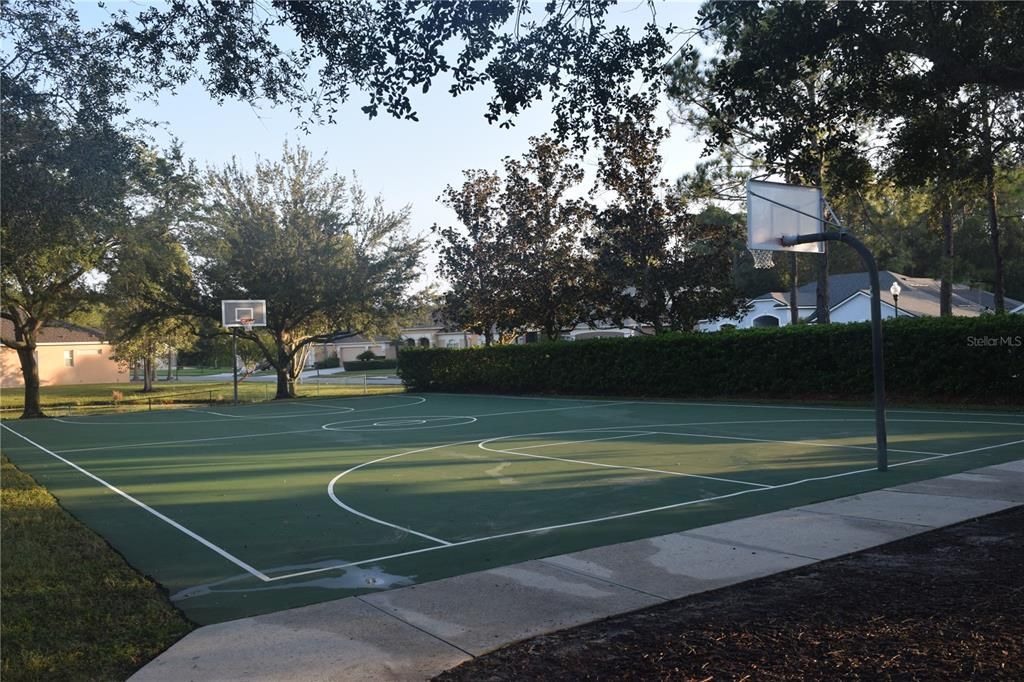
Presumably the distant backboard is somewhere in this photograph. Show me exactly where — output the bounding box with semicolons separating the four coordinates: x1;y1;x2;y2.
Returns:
221;300;267;329
747;180;825;253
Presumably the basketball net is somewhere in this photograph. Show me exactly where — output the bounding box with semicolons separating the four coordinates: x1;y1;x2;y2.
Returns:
240;317;255;332
749;248;776;269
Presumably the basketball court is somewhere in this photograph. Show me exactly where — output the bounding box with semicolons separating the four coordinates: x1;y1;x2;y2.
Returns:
2;393;1021;625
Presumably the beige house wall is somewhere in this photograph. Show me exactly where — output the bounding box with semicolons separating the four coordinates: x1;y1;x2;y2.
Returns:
307;341;397;366
1;342;129;388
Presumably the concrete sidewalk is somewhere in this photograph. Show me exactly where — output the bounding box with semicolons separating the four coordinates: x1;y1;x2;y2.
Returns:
131;459;1024;681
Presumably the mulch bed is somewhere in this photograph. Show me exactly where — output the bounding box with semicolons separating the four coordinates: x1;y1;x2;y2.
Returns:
436;507;1023;681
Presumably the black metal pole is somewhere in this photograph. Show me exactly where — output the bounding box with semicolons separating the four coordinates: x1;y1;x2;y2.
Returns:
781;231;888;471
232;331;239;405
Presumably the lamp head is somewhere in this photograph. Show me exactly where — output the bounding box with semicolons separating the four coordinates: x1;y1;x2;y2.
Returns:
890;281;901;297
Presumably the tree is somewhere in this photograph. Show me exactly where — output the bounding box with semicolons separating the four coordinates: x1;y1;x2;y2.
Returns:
676;1;1024;314
667;3;878;324
185;145;425;399
103;154;199;391
587;112;743;333
436;136;595;342
110;0;673;147
0;1;154;417
434;170;518;345
500;136;594;340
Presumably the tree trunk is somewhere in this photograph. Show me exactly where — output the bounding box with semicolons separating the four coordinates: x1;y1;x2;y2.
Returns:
815;243;830;324
272;340;299;399
16;346;46;419
167;349;174;380
142;356;154;392
274;365;294;399
940;196;954;317
986;173;1005;313
979;91;1006;313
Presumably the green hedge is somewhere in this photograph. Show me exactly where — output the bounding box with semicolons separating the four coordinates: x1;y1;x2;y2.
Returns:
398;316;1024;404
342;359;397;371
314;356;341;369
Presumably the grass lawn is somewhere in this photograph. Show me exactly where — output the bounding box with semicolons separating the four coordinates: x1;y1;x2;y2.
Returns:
1;380;404;416
0;455;193;681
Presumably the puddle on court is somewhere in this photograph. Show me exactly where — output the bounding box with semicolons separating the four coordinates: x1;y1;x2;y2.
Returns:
171;560;414;601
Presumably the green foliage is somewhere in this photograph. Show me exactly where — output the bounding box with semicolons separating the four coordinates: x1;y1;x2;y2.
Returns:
670;1;1024;314
184;144;425;398
399;317;1024;404
112;0;672;145
587;112;745;333
356;349;379;362
1;456;192;681
315;356;341;369
434;169;515;344
435;135;595;343
343;359;397;371
0;2;186;417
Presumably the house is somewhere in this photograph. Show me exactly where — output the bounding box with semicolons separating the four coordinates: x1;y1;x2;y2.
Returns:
304;316;486;367
698;271;1023;331
398;318;483;350
306;333;398;366
1;320;130;388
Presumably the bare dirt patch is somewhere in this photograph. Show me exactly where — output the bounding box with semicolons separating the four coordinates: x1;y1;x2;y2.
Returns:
437;507;1023;681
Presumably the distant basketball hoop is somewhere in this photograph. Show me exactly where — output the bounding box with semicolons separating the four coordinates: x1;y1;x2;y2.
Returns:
221;300;268;404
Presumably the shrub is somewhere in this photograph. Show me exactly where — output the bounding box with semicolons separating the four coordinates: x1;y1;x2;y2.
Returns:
314;356;340;369
356;349;379;362
398;316;1024;404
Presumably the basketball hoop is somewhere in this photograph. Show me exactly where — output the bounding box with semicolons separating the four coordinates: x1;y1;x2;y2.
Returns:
239;317;255;332
749;248;776;269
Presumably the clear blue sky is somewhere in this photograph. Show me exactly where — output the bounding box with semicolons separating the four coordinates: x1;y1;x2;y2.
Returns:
84;1;707;286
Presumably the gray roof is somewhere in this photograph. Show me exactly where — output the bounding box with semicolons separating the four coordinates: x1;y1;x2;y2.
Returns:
0;319;106;344
756;271;1021;320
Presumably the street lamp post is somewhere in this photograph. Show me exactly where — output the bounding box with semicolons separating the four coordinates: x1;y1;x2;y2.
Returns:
890;281;902;318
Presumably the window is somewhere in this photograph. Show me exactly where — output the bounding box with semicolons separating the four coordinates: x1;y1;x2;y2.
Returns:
64;350;74;367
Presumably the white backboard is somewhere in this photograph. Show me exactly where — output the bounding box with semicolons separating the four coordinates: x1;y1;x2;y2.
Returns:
747;180;825;253
221;299;267;328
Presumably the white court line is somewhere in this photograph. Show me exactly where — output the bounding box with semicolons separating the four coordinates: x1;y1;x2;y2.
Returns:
300;419;1024;582
644;429;942;458
478;436;772;488
473;401;635;419
55;396;429;454
272;433;1024;581
189;409;244;419
276;401;355;413
934;438;1024;459
15;395;1022;584
56;428;325;454
327;444;459;546
433;392;1024;419
0;423;271;582
51;395;424;426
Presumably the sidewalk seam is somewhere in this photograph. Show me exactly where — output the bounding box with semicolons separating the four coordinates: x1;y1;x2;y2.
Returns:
537;558;671;602
355;595;477;659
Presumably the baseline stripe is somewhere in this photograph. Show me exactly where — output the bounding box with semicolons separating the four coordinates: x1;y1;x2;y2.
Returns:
0;423;270;582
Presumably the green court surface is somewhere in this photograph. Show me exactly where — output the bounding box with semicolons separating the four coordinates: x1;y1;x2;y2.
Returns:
2;393;1022;625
